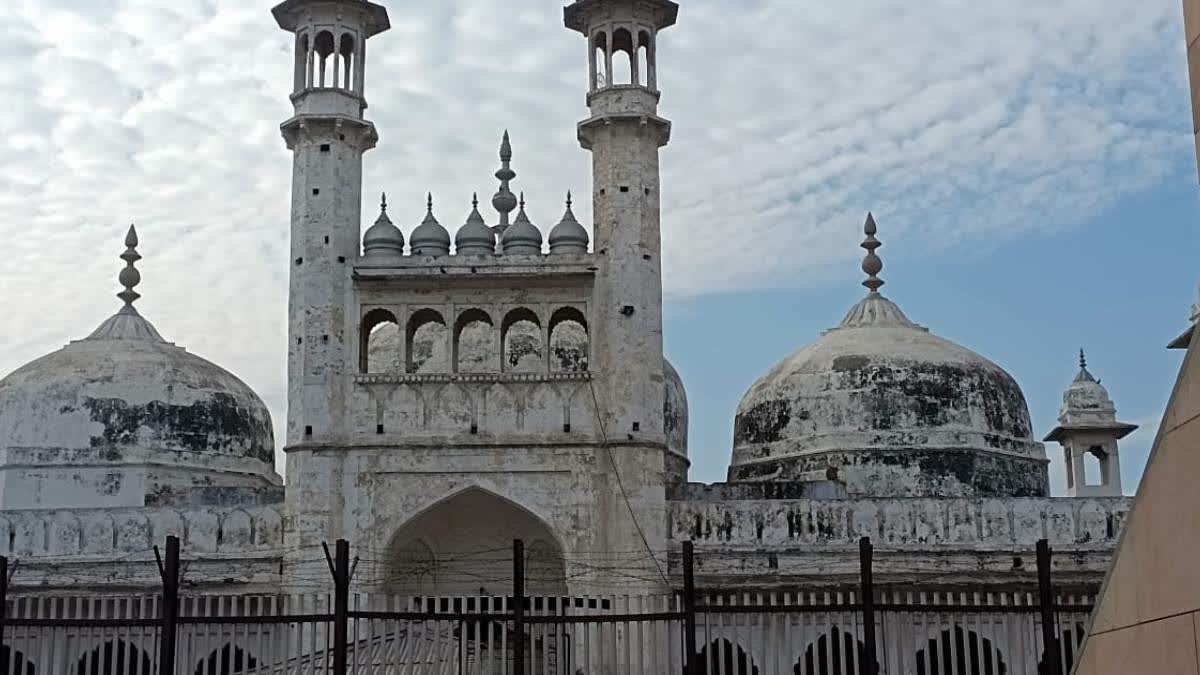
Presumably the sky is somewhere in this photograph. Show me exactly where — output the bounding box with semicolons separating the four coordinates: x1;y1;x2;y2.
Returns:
0;0;1195;495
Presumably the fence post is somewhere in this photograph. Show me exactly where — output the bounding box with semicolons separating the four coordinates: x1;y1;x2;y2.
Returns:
513;539;525;675
332;539;350;675
158;535;180;675
0;555;8;660
682;540;698;675
1037;539;1062;675
859;536;877;675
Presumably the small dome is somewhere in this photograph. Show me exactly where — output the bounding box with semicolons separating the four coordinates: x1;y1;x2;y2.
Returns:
502;195;543;255
0;229;279;510
664;357;689;486
410;194;450;257
455;194;496;256
727;215;1047;498
363;194;405;258
548;193;589;254
1045;352;1137;442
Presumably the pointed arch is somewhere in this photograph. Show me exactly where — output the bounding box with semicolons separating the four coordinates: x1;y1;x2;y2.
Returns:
384;486;566;596
76;640;153;675
194;644;258;675
915;625;1006;675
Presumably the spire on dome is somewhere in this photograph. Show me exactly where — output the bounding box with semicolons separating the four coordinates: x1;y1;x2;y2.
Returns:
117;225;142;308
861;212;884;293
549;190;589;254
86;226;166;341
501;191;543;255
1074;348;1098;384
455;191;497;256
362;191;405;258
491;130;518;232
410;192;451;257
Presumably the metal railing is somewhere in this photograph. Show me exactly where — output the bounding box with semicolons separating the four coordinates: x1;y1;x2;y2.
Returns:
0;537;1093;675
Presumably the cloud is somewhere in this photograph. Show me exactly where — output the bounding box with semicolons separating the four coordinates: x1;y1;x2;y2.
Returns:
0;0;1190;473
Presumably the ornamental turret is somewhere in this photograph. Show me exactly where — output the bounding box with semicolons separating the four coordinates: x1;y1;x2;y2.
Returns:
275;0;389;445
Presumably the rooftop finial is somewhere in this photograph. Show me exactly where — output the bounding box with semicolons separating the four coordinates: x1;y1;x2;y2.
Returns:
492;131;518;231
566;191;573;209
427;192;434;213
117;224;142;309
1079;348;1087;369
380;192;387;213
472;192;479;209
519;191;526;210
861;212;884;293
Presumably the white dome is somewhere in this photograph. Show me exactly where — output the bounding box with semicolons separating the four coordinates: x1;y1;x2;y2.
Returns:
729;292;1048;497
0;301;279;509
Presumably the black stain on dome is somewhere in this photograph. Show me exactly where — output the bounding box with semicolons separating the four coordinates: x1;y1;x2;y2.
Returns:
734;399;792;445
83;394;273;464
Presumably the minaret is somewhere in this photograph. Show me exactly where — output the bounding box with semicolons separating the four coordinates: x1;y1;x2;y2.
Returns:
273;0;389;445
1045;351;1137;497
565;0;677;438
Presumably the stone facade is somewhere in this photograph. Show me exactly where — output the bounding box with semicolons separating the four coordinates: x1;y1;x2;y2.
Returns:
0;0;1139;611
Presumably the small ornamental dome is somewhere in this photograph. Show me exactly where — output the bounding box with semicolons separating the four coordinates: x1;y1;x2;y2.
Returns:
0;227;280;510
728;214;1048;498
501;194;543;255
454;194;496;256
1044;351;1137;442
664;357;689;484
362;193;405;258
410;193;450;257
548;192;589;254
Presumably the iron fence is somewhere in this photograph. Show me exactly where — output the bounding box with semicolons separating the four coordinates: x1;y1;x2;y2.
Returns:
0;538;1094;675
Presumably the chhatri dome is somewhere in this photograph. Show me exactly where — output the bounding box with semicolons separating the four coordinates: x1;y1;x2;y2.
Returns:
728;215;1049;498
0;227;280;510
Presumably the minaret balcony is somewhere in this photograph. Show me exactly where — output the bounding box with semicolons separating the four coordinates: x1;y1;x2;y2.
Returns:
586;84;660;115
290;87;366;118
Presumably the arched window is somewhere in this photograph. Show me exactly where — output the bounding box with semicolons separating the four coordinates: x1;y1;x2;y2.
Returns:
611;28;634;85
502;308;543;373
338;34;356;90
314;31;335;88
361;308;399;374
692;639;759;675
549;307;588;373
407;308;448;373
76;640;153;675
592;32;609;89
638;30;653;88
1084;446;1106;486
454;308;496;373
915;625;1006;675
194;644;259;675
797;626;876;675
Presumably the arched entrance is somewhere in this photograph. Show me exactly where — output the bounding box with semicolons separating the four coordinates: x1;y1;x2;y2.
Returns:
385;488;567;596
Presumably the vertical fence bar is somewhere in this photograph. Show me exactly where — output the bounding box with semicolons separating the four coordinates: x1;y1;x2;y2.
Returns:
683;541;698;675
859;537;877;675
513;539;525;675
331;539;350;675
0;555;7;663
1038;539;1061;675
158;535;179;675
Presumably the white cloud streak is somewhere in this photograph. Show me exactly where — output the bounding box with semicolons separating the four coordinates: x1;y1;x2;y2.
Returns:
0;0;1189;472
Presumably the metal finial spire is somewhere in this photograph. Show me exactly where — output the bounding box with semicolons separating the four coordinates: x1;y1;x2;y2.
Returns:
380;192;387;213
426;192;434;213
566;191;573;209
519;192;526;210
117;224;142;309
860;212;884;293
1079;349;1087;369
492;131;518;230
472;192;479;209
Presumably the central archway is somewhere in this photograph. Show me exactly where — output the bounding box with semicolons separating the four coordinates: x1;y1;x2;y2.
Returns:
385;488;567;597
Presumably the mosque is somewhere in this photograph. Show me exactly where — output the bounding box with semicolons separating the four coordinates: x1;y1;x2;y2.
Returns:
0;0;1145;612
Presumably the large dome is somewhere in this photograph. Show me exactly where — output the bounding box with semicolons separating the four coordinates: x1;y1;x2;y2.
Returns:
0;228;279;510
728;217;1047;498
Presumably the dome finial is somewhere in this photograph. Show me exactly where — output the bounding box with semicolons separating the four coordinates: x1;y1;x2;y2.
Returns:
492;131;518;230
1079;348;1087;369
380;192;387;213
566;191;573;209
117;224;142;309
861;212;884;293
472;192;479;209
427;192;434;213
